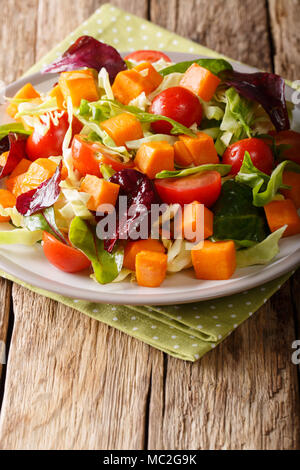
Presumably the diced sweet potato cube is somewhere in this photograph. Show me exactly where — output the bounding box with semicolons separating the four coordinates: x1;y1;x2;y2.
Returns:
281;171;300;209
124;239;165;271
7;158;58;197
112;64;162;105
264;199;300;237
9;158;31;178
136;250;168;287
100;112;143;146
179;132;219;165
80;174;120;212
0;189;16;222
59;69;99;107
180;63;221;102
134;141;174;179
7;83;40;119
175;201;213;242
49;84;65;109
191;240;236;280
133;62;163;92
174;141;193;167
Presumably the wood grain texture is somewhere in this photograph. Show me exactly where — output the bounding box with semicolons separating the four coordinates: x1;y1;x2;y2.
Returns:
0;0;299;451
148;0;300;450
269;0;300;80
0;279;11;389
0;284;157;449
150;0;272;70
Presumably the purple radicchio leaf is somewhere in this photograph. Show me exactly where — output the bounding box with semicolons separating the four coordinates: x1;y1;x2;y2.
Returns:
220;70;290;132
42;35;127;83
101;169;161;253
16;161;62;216
0;133;27;178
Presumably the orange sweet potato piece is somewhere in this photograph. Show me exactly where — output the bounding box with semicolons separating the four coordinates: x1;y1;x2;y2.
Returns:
134;141;174;179
59;69;99;107
9;158;31;178
100;113;143;146
80;174;120;212
0;189;16;222
135;250;168;287
112;64;162;105
175;201;213;242
191;240;236;280
180;63;221;102
49;84;65;109
6;83;40;119
178;132;219;165
174;141;193;167
281;171;300;209
264;199;300;237
123;239;165;271
7;158;58;197
133;62;163;92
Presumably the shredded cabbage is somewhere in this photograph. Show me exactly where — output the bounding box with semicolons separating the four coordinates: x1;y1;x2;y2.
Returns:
0;228;43;245
126;133;177;149
148;73;183;100
166;239;193;273
0;205;24;227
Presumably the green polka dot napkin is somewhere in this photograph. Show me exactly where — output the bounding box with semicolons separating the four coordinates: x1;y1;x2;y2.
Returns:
1;3;296;361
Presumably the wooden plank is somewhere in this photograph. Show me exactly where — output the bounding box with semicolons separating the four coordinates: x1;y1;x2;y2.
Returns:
0;279;11;391
0;0;162;450
0;0;39;386
268;0;300;80
150;0;272;70
0;284;157;449
148;0;300;450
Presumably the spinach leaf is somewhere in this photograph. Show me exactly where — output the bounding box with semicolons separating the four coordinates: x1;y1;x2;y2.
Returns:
212;180;268;244
69;216;124;284
160;58;233;77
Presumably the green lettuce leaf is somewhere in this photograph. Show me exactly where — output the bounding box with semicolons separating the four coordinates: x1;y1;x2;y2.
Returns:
155;163;232;179
0;228;43;245
236;226;286;267
0;123;31;140
235;152;300;207
212;180;268;244
69;216;123;284
24;207;66;244
159;58;232;77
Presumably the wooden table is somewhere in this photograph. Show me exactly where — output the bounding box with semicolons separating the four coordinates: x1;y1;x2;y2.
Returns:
0;0;299;450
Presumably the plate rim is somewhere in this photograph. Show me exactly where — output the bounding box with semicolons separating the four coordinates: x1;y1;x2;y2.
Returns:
1;52;300;305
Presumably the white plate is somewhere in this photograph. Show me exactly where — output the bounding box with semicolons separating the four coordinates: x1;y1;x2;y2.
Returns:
0;52;299;305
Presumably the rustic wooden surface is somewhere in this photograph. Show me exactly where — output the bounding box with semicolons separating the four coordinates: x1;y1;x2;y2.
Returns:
0;0;299;450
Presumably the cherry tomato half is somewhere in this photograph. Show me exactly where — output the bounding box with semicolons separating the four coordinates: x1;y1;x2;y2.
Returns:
149;86;203;135
222;138;274;175
26;111;82;161
269;130;300;165
155;171;221;207
42;232;91;273
124;50;172;63
71;135;134;177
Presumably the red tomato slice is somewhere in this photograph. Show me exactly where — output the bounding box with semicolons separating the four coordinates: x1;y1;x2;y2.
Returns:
269;130;300;165
155;171;221;207
71;135;134;177
124;50;172;63
26;111;82;162
42;232;91;273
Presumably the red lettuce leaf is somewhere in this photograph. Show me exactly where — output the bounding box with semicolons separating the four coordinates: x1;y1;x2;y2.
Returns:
0;133;27;178
16;162;62;216
220;70;290;132
42;35;127;82
102;169;160;252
